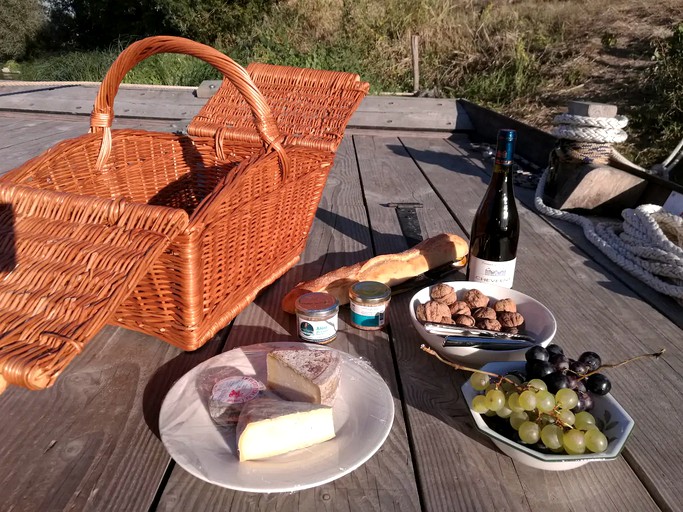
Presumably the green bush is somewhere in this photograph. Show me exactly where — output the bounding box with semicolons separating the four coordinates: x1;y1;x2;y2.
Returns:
0;0;46;60
156;0;275;45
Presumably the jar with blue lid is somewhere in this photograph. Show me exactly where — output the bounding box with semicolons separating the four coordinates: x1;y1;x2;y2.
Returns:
348;281;391;330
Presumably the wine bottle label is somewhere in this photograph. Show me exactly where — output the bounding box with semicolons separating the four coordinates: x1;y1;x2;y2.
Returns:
468;256;517;288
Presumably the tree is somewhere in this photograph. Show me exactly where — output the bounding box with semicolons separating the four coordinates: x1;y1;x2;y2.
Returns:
148;0;274;45
0;0;46;60
42;0;276;51
45;0;174;50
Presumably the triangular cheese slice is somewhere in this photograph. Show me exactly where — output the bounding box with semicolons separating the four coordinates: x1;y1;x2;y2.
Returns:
236;397;335;461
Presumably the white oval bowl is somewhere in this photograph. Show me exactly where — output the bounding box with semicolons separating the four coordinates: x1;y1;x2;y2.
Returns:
462;361;635;471
409;281;557;367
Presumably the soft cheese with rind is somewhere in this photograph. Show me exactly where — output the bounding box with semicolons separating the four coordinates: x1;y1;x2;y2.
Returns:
237;397;336;461
267;349;341;406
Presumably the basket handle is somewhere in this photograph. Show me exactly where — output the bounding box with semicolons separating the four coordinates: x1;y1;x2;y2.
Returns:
89;36;289;175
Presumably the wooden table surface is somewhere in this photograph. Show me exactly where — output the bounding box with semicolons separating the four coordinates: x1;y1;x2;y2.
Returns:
0;86;681;512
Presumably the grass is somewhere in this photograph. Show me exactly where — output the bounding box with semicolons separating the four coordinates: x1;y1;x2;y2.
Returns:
19;49;222;86
8;0;683;174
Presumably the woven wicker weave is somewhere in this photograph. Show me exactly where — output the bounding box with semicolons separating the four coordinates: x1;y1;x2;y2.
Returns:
0;36;368;392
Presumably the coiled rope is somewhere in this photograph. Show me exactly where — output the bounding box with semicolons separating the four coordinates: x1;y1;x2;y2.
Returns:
534;114;683;301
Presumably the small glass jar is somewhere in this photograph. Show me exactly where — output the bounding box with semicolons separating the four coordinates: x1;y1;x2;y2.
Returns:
349;281;391;330
295;292;339;344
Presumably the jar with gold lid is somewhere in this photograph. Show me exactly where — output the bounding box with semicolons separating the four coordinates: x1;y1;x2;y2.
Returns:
349;281;391;330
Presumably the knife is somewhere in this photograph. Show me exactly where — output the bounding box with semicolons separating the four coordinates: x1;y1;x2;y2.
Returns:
441;336;535;350
424;321;535;342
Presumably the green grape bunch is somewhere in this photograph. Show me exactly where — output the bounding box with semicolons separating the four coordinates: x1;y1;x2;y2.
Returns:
421;340;664;457
464;342;664;456
469;369;607;455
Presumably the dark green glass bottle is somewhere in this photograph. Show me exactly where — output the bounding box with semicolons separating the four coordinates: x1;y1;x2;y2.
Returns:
466;129;520;288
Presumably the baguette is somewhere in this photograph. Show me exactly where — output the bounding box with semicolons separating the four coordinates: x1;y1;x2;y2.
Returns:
282;233;469;314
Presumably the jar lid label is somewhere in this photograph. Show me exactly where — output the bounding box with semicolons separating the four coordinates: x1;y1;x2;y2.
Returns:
295;292;339;314
350;281;391;301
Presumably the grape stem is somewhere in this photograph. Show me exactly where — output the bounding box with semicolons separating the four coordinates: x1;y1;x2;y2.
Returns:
579;348;666;380
421;344;573;429
420;344;666;432
419;345;522;386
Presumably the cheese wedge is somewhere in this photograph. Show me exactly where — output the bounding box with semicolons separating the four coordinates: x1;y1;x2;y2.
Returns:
236;397;335;461
266;349;341;406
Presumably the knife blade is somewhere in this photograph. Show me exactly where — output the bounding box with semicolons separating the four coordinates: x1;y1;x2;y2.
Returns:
424;321;535;342
441;335;535;350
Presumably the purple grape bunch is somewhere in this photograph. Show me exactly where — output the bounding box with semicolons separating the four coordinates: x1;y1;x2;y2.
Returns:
525;344;611;413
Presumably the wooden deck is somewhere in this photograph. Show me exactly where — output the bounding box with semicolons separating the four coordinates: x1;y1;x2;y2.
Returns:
0;84;681;512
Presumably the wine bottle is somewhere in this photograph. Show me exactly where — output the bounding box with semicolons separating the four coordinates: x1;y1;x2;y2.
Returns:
466;129;520;288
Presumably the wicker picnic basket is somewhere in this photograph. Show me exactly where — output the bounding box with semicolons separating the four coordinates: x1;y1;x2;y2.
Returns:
0;36;368;392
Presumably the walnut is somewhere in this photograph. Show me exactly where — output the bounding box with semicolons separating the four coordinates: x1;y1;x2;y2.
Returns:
430;283;457;305
449;300;471;317
471;306;496;320
462;289;489;309
493;298;517;313
498;311;525;328
439;316;455;324
416;303;427;322
416;300;451;323
453;314;476;327
503;326;520;335
476;318;502;331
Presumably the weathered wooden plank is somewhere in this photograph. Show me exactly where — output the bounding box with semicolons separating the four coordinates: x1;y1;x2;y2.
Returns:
1;84;473;132
0;110;234;512
198;80;474;132
353;135;466;246
349;109;468;132
0;325;227;512
403;136;679;511
0;85;205;120
352;134;537;512
458;99;556;169
347;127;460;138
0;118;82;150
156;135;422;511
348;97;473;131
0;83;67;95
0;112;186;176
511;182;683;330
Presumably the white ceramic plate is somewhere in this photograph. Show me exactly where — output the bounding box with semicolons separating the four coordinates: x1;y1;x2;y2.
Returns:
159;342;395;492
462;361;635;471
409;281;557;366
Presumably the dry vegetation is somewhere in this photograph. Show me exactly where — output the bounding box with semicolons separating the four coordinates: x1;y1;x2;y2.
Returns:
10;0;683;170
281;0;683;167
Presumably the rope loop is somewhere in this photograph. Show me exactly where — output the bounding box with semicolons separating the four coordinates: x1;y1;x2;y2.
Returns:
553;114;629;130
551;113;628;144
534;169;683;301
551;124;627;144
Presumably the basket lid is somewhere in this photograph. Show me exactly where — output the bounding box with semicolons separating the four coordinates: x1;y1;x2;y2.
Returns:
0;185;189;392
188;63;369;153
